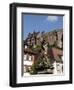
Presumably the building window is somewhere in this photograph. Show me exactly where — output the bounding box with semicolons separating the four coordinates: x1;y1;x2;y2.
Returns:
24;55;27;60
26;54;29;60
24;54;32;61
25;45;27;49
29;56;31;61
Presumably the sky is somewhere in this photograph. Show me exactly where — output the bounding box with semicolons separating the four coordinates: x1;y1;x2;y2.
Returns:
22;14;63;40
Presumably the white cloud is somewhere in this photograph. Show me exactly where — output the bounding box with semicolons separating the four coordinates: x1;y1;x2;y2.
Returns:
47;16;58;22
